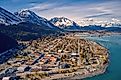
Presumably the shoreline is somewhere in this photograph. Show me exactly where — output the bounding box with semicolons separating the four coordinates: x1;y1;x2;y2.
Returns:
42;63;108;80
42;37;109;80
71;64;108;80
0;34;109;80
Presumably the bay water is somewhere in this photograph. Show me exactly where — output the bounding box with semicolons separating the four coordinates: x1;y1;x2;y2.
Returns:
83;34;121;80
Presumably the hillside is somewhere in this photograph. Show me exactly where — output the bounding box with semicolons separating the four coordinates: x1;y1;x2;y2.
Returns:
0;22;61;41
0;32;17;53
0;7;21;25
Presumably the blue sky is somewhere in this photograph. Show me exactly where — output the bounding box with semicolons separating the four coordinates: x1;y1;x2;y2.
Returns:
0;0;121;21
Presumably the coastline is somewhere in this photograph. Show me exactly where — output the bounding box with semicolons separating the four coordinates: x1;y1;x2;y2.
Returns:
42;37;109;80
42;63;108;80
70;64;108;80
0;34;109;80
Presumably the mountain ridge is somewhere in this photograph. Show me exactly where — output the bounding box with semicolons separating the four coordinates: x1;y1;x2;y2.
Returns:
0;7;21;25
0;7;62;41
0;7;121;33
14;9;62;31
50;17;81;31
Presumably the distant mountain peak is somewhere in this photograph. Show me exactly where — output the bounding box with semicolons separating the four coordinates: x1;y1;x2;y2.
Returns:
77;18;121;27
50;17;80;30
15;9;41;19
17;9;32;16
50;17;74;25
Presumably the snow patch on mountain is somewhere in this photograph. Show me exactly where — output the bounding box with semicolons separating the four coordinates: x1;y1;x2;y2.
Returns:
50;17;80;30
14;9;57;29
0;7;21;25
77;18;121;27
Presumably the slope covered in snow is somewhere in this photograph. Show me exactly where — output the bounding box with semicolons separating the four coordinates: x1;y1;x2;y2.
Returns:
0;8;62;41
77;18;121;27
0;7;61;31
50;17;81;30
0;7;21;25
15;9;61;30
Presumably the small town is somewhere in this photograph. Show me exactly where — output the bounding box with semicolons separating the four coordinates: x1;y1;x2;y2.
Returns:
1;0;121;79
0;34;108;80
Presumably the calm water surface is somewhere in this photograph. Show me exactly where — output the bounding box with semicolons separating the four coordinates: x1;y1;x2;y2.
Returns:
83;34;121;80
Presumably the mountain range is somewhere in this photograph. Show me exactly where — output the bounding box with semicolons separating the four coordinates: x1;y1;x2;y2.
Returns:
0;7;121;53
0;7;62;41
0;7;121;32
14;9;61;30
0;7;21;25
77;18;121;27
0;7;121;39
50;17;121;32
0;7;63;53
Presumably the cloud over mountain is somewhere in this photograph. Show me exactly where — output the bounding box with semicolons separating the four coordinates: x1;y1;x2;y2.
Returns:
0;0;121;22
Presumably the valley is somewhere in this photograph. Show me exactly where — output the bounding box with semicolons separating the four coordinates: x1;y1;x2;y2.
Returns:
0;34;109;80
0;6;120;80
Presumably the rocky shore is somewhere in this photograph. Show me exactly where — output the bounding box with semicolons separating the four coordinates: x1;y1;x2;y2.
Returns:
42;60;108;80
64;64;108;80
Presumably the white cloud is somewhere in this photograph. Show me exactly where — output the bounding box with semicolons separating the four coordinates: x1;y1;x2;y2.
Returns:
29;0;121;21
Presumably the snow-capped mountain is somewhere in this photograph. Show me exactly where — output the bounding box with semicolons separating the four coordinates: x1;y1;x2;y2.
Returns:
50;17;81;30
76;18;121;32
14;9;47;24
77;18;121;27
0;7;61;31
14;9;60;30
0;7;21;25
0;7;121;32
